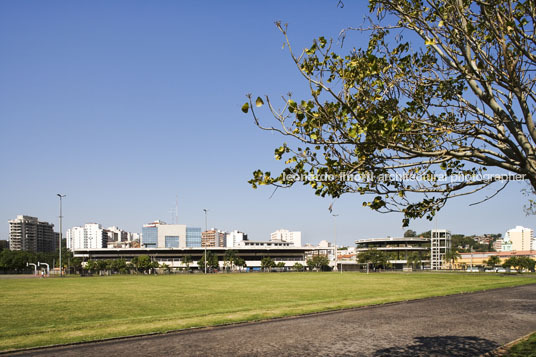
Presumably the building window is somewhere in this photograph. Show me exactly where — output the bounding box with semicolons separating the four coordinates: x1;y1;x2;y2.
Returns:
142;226;158;247
165;236;179;248
186;227;201;248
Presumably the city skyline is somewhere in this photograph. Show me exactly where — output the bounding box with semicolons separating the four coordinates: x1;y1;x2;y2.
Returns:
1;1;534;246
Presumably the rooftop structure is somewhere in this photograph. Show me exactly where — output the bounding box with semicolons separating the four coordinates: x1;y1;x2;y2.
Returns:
239;240;292;248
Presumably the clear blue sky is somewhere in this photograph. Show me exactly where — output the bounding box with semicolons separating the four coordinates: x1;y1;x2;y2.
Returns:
0;0;533;245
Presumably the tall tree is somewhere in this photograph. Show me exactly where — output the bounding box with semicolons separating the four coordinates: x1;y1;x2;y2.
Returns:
501;256;535;272
306;255;331;271
197;251;219;271
224;250;237;271
244;0;536;226
132;255;152;274
357;249;389;270
182;255;193;271
85;259;98;274
444;249;461;269
293;262;305;272
276;261;286;271
261;257;276;272
234;257;246;271
404;229;417;238
406;252;423;269
485;255;501;269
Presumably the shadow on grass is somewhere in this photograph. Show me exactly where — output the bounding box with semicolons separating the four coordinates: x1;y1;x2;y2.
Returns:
373;335;498;356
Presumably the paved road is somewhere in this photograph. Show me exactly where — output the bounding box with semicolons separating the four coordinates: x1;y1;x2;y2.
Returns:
9;284;536;356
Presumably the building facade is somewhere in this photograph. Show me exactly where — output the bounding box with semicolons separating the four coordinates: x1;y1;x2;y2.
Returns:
493;239;504;252
355;237;430;270
225;230;248;248
201;229;226;248
66;223;107;250
73;246;309;270
457;250;536;270
142;221;201;248
158;224;187;248
186;227;202;247
270;229;302;247
104;226;129;243
504;226;534;251
8;215;57;252
142;222;160;248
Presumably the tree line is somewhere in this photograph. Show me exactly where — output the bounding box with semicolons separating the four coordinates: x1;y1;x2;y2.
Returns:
357;248;536;272
0;248;79;273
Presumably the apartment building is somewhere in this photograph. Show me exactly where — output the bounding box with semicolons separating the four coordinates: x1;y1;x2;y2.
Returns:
201;229;226;248
504;226;534;251
8;215;57;252
270;229;302;247
66;223;107;249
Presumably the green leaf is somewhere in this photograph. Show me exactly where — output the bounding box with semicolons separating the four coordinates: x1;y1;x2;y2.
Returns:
256;97;264;107
241;102;249;113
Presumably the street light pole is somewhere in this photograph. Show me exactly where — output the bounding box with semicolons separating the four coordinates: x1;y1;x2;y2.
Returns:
57;194;66;277
332;214;339;272
203;209;208;274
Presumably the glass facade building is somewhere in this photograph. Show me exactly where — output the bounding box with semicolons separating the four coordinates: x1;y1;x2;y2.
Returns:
142;226;158;247
165;236;179;248
186;227;202;247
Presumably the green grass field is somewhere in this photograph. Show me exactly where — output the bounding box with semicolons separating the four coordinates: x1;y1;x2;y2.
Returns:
1;272;535;351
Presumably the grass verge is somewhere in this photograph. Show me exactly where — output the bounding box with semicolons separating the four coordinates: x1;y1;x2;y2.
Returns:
504;332;536;356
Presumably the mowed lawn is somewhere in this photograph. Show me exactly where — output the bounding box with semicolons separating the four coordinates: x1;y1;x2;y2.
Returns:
1;272;535;351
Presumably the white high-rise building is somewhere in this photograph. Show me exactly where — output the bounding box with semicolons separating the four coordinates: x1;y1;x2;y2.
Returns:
104;226;129;242
504;226;534;251
270;229;302;247
66;223;107;249
8;215;56;252
226;230;248;248
129;232;141;242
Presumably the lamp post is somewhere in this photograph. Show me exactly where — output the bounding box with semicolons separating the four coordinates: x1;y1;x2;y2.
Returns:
203;209;208;274
332;214;339;272
57;194;66;277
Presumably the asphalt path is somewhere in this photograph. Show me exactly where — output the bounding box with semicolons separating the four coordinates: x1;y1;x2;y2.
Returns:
8;284;536;356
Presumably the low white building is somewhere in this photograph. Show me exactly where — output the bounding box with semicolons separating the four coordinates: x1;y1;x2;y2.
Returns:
270;229;302;247
304;241;336;261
